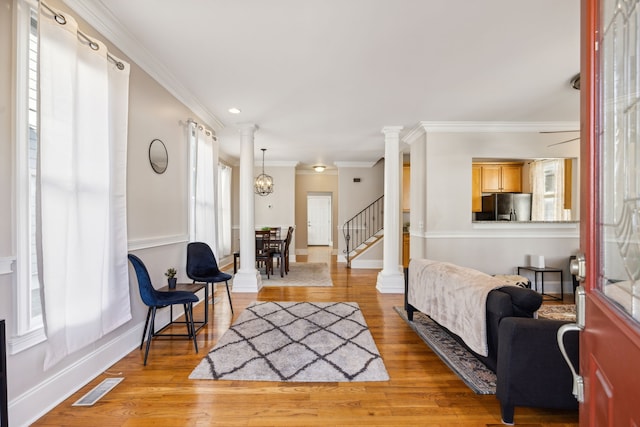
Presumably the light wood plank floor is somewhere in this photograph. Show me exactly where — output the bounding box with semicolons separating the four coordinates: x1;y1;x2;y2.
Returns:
33;248;578;426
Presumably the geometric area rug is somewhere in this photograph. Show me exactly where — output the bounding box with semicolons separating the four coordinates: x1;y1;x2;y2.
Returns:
394;306;496;394
190;301;389;382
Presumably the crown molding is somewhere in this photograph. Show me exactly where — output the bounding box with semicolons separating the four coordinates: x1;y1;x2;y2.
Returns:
334;161;377;168
402;125;426;144
61;0;224;131
416;121;580;133
262;161;299;168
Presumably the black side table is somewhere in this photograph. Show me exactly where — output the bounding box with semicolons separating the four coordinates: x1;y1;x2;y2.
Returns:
156;282;208;333
517;266;564;301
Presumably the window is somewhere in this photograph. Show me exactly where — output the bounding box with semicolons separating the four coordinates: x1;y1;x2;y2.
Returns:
531;159;566;221
217;163;232;257
12;0;45;352
188;124;218;253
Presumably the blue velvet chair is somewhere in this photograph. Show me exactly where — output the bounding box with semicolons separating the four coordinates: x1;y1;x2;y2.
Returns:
128;254;199;366
186;242;234;314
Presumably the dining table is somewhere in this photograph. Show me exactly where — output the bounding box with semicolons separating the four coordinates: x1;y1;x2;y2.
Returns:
233;231;286;276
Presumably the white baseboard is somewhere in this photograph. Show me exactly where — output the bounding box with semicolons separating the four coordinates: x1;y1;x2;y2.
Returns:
10;324;143;427
350;259;383;269
9;300;203;427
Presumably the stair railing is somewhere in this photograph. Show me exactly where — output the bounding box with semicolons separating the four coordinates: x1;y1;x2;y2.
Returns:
342;195;384;268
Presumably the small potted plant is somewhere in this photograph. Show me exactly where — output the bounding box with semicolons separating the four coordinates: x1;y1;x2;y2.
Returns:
165;267;177;289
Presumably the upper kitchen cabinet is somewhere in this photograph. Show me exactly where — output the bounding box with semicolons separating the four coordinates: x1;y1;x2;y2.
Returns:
472;165;483;212
477;162;523;193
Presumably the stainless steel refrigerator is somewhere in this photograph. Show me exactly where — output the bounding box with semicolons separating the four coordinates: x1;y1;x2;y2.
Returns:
481;193;532;221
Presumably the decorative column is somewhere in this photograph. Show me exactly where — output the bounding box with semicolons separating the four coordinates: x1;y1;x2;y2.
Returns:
404;125;427;262
232;124;262;292
377;126;405;293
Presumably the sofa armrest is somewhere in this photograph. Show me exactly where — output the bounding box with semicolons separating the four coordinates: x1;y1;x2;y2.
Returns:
496;317;578;424
497;286;543;316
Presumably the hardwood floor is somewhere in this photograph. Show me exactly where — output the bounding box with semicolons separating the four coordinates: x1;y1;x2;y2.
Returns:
33;248;578;426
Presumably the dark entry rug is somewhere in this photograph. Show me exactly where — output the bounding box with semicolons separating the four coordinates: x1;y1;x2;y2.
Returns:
190;301;389;382
394;306;496;394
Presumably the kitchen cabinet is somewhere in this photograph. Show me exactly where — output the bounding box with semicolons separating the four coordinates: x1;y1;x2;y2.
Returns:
403;233;410;268
472;165;482;212
477;163;523;193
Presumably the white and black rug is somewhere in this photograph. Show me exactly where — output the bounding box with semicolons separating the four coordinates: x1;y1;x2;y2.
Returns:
537;304;576;322
261;263;333;286
395;306;496;394
190;301;389;382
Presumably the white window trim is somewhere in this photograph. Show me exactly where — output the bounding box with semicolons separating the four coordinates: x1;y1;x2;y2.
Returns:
11;0;46;354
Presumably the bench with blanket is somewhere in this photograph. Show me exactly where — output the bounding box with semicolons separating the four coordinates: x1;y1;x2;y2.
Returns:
405;259;579;424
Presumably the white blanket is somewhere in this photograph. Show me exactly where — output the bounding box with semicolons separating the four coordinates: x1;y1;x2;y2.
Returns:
407;259;507;356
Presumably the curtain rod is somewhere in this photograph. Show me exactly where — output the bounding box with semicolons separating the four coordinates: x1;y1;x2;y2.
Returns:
187;119;216;139
39;2;126;71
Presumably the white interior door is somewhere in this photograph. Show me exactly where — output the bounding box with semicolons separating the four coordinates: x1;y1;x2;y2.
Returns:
307;194;332;246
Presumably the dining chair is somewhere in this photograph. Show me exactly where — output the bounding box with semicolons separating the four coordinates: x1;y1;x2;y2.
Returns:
127;254;199;366
186;242;234;314
284;226;294;274
271;226;293;277
255;230;273;278
268;227;281;240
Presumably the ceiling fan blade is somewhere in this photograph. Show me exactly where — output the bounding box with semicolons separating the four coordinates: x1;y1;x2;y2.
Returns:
547;137;580;147
540;130;580;134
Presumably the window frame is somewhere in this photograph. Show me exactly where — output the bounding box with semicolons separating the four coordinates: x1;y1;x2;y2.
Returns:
11;0;46;354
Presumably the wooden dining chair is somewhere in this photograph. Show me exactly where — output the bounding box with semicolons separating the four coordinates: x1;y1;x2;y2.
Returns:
268;227;281;240
255;230;273;278
271;226;293;277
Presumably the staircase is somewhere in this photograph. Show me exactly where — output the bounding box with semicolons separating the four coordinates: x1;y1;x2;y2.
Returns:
342;196;384;268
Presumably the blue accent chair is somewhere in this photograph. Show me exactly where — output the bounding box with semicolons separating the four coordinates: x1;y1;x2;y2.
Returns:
128;254;199;365
186;242;234;314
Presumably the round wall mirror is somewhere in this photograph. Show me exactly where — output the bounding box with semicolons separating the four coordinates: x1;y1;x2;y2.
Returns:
149;139;168;174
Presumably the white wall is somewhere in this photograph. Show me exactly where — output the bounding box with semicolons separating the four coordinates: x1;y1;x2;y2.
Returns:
408;126;580;294
1;1;221;425
336;162;385;262
254;165;296;231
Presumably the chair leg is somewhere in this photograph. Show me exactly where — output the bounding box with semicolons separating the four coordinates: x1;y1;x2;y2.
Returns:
140;307;152;350
143;306;157;366
183;303;192;337
187;303;198;353
224;281;234;314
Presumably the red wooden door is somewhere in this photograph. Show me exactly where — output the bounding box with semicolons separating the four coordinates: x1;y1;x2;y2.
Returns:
578;0;640;424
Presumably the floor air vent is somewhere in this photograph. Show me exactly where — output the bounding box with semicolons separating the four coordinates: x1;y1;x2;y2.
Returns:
72;377;124;406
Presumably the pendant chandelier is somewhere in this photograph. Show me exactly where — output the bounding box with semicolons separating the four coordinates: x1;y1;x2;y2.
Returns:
254;148;274;196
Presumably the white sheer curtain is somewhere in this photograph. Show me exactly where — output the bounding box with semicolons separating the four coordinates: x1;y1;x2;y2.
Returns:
188;123;219;255
530;159;565;221
38;3;131;369
530;161;545;221
218;163;232;256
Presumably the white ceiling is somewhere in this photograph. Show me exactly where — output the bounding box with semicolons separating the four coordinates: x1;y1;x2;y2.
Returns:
65;0;580;170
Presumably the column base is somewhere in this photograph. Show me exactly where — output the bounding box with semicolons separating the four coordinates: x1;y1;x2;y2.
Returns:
231;269;262;293
376;269;405;293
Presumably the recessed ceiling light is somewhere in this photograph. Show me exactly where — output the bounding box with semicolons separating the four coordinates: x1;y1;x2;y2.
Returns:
313;165;326;172
228;107;242;114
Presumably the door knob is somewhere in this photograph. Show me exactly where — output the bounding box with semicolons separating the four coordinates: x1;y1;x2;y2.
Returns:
570;253;586;282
